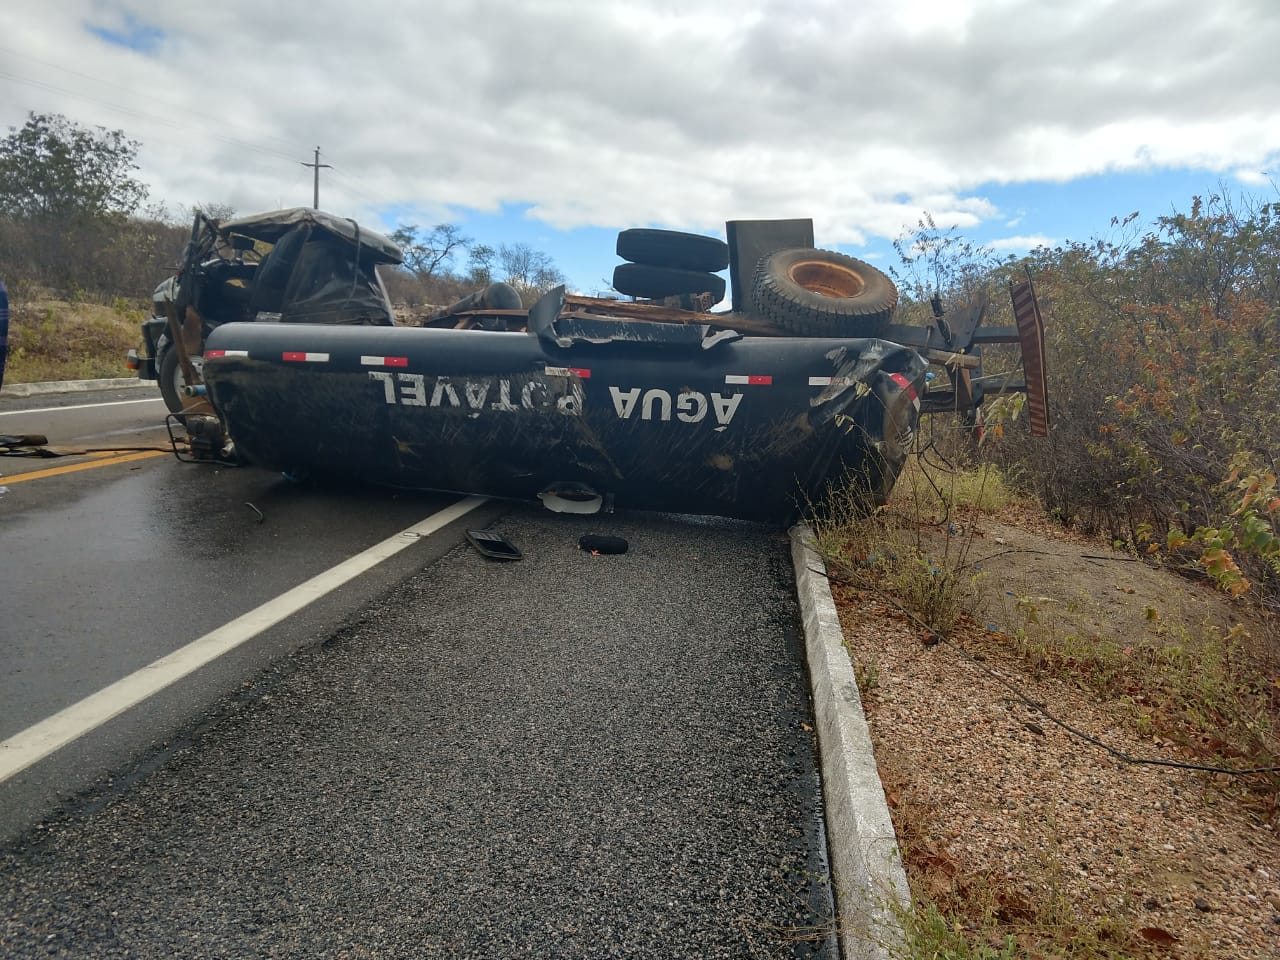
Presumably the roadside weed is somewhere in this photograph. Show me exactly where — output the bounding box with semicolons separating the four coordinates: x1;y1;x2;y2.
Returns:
997;610;1278;790
813;446;1278;958
898;903;1019;960
4;295;142;383
855;658;881;698
812;456;1010;636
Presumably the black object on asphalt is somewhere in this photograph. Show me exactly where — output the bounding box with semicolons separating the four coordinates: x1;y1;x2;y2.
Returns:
578;534;628;555
466;529;523;560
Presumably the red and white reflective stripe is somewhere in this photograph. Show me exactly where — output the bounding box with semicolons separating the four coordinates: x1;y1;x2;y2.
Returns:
360;355;409;367
809;375;856;387
545;366;591;378
282;352;330;363
725;374;772;386
889;372;921;409
204;349;249;359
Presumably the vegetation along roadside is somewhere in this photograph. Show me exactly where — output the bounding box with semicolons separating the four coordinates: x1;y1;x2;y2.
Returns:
813;192;1278;958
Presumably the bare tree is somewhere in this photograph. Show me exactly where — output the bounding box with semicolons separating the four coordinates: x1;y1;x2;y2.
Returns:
194;202;237;222
391;223;470;282
499;242;565;290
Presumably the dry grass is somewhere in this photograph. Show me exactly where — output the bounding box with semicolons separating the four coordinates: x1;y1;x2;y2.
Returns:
990;609;1279;805
815;455;1280;959
813;460;1017;635
884;752;1147;960
4;294;143;383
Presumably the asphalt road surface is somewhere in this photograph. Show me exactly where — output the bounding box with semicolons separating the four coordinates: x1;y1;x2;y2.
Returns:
1;388;496;833
1;389;837;957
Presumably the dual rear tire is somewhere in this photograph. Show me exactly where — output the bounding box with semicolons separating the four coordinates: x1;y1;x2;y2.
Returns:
612;228;728;303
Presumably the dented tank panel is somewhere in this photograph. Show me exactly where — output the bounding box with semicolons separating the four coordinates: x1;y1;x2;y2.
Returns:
201;322;926;522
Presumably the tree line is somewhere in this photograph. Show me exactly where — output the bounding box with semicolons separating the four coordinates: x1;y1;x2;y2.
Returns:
0;112;565;308
386;223;566;308
0;113;188;298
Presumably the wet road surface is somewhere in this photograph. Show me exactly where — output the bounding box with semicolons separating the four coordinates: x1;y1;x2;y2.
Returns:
1;506;836;958
0;461;463;740
1;388;492;836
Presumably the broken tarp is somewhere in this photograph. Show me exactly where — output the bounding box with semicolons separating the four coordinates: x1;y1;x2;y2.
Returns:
215;208;401;266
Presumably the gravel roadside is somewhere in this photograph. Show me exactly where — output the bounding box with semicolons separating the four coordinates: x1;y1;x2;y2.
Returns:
1;507;836;959
832;511;1280;958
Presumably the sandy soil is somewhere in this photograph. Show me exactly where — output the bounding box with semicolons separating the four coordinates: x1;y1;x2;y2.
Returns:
829;507;1279;958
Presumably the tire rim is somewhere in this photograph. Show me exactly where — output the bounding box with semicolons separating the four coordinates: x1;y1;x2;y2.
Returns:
786;260;866;299
171;354;203;400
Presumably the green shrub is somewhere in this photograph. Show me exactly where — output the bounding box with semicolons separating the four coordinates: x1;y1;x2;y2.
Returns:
896;192;1280;606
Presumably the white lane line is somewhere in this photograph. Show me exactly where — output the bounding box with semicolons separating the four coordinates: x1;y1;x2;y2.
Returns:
0;398;165;417
0;495;488;783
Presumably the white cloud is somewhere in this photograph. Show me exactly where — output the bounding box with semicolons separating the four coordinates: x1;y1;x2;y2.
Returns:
2;0;1278;244
988;234;1055;251
1234;168;1274;187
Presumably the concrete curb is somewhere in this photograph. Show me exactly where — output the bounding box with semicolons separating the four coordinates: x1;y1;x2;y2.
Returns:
0;378;154;398
790;524;911;960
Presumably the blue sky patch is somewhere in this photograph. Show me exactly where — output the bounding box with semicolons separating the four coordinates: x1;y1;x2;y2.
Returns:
85;12;165;54
361;170;1273;301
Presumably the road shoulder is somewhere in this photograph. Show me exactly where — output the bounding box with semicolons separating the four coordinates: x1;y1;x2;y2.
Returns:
0;378;153;398
792;523;910;960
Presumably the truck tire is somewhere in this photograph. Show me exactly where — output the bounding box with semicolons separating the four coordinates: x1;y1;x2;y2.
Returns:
616;228;730;272
613;263;726;302
157;344;185;415
752;248;897;337
158;341;203;418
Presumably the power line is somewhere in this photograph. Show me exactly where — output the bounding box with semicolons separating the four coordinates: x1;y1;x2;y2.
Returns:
326;165;395;213
804;551;1280;779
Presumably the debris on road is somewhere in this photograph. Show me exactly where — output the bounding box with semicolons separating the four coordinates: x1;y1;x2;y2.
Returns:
464;528;522;560
578;534;629;555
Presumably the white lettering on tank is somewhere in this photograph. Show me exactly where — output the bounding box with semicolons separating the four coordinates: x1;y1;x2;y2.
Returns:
610;386;642;419
430;378;460;407
400;372;427;407
369;370;395;403
521;381;548;410
711;392;742;426
492;380;517;412
557;382;584;416
609;386;742;427
641;389;672;421
676;390;708;423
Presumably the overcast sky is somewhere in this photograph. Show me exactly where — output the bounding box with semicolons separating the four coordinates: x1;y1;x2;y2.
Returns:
2;0;1278;293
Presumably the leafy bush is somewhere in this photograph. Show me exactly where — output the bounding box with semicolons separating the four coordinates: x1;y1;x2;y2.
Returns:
897;192;1279;607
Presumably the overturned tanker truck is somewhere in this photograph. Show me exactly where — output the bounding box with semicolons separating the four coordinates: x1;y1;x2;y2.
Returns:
130;212;1048;523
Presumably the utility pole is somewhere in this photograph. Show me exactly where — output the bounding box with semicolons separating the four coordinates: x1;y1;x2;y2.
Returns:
299;146;332;209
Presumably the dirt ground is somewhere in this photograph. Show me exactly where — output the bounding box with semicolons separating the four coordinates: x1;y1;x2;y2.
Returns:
829;507;1280;958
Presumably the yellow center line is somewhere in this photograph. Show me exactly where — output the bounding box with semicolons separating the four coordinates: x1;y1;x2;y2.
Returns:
2;450;168;484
